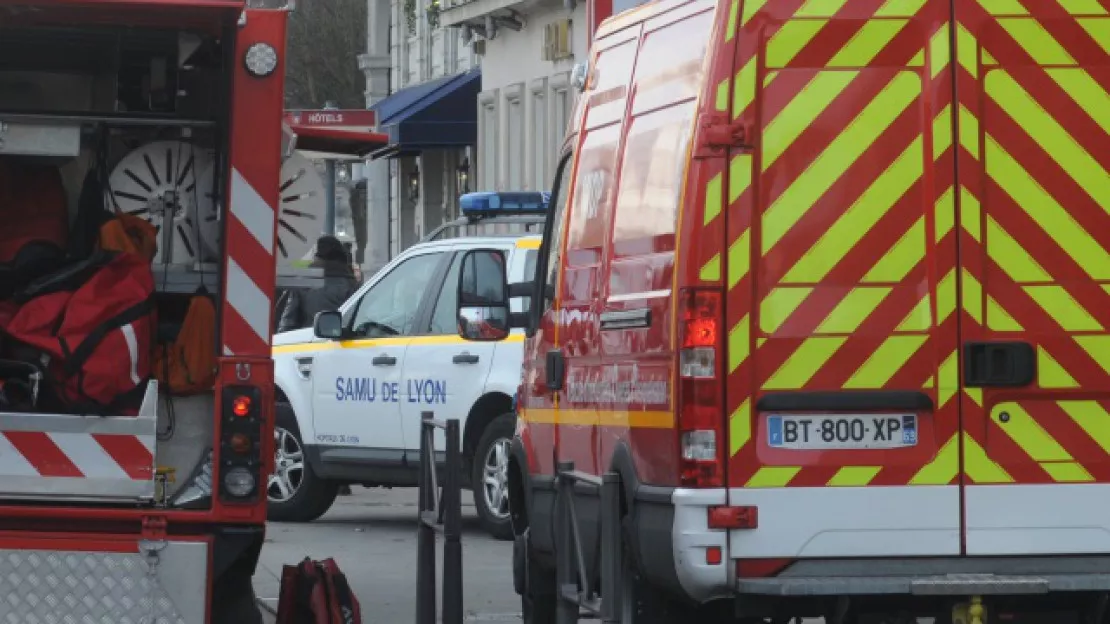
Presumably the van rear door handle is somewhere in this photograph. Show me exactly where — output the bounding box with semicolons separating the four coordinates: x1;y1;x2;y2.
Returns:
453;353;480;364
372;354;397;366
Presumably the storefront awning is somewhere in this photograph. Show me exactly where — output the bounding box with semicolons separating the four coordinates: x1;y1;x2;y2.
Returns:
286;124;390;160
369;68;481;159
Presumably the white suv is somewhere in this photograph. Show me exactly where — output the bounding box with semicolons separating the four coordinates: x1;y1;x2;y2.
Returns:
269;193;544;539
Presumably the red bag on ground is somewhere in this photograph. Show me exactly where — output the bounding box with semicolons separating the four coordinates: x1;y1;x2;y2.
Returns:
2;251;154;414
277;557;361;624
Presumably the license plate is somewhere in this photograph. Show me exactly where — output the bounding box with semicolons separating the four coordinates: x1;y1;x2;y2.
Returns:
766;414;918;450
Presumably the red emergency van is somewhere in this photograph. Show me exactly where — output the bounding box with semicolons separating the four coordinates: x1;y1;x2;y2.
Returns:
454;0;1110;622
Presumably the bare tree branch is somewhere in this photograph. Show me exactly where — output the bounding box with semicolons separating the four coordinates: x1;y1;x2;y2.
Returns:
284;0;368;109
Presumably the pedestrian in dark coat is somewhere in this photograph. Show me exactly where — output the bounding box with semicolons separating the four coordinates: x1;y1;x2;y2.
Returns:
277;235;359;334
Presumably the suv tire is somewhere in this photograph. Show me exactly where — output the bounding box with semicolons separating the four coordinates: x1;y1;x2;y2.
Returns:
473;413;516;540
267;403;339;523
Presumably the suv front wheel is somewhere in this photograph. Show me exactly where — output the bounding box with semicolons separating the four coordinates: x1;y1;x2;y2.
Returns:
268;403;339;522
473;413;516;540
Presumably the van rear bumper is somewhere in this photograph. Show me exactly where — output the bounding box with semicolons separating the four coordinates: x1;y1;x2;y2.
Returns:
738;557;1110;596
666;487;732;603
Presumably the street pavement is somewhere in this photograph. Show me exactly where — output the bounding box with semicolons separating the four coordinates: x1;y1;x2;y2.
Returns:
254;487;524;623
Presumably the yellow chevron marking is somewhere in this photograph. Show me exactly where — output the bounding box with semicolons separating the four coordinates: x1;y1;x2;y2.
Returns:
700;254;721;281
933;104;953;159
896;295;931;332
715;79;729;113
863;216;926;284
935;185;955;242
763;72;921;254
828;20;912;68
923;376;934;388
1047;68;1110;138
986;137;1110;279
795;0;850;18
938;351;958;408
767;19;831;68
1060;400;1110;456
760;287;813;333
937;269;957;323
1039;348;1080;388
961;186;982;242
965;387;983;407
816;287;891;334
746;465;802;488
729;315;751;373
1043;462;1095;482
986;216;1051;283
730;153;752;203
959;105;980;159
992;403;1083;467
764;337;846;390
741;0;769;26
757;337;767;348
963;432;1014;483
728;229;751;288
783;136;923;284
762;71;858;172
987;296;1023;331
1075;335;1110;375
705;172;723;225
724;0;740;42
956;23;982;78
1080;18;1110;53
827;466;882;487
729;398;751;455
998;18;1076;65
876;0;928;16
1058;0;1109;15
844;335;927;389
732;59;757;120
1023;285;1103;332
929;22;950;79
975;0;1029;15
911;433;958;485
988;72;1110;214
962;269;983;325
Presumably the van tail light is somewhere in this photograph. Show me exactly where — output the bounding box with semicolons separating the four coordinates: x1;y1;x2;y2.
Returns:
678;288;725;488
219;384;263;503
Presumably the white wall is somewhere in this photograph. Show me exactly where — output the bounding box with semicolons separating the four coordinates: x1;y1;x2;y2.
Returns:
475;3;585;192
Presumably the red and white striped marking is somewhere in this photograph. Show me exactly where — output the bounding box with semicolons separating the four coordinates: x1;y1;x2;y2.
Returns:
0;432;154;481
222;9;286;358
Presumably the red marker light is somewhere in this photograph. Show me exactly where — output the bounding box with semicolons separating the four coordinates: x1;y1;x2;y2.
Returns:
232;396;252;417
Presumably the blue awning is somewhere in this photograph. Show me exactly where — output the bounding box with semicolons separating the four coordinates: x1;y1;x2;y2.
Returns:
369;68;481;158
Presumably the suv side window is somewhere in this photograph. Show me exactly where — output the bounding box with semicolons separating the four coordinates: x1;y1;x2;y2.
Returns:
349;252;442;337
428;253;464;335
536;154;574;321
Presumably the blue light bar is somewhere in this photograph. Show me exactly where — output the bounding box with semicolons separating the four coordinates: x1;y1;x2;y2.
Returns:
460;191;550;217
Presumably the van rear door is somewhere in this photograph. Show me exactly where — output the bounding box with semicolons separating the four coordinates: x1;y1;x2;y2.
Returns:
725;0;961;559
953;2;1110;556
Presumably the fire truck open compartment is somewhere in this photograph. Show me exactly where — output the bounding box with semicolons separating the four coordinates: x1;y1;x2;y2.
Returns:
0;7;245;509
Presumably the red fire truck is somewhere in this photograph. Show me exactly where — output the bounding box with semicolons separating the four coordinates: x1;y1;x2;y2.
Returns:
0;1;291;621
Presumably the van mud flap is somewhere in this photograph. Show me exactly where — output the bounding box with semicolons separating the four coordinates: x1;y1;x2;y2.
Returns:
0;533;209;623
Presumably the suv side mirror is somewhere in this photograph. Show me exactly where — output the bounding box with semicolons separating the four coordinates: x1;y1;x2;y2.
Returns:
313;310;344;340
456;249;510;342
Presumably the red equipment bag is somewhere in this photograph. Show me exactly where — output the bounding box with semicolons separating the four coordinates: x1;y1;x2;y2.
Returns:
1;251;154;414
0;159;70;297
277;557;361;624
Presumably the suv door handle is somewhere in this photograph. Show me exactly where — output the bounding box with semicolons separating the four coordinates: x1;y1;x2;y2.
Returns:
371;354;397;366
453;353;480;364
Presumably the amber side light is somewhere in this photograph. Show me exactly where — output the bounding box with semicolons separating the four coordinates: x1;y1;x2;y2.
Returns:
229;433;252;454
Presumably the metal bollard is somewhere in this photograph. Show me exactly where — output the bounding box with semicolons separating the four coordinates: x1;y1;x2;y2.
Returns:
442;419;463;624
415;412;436;624
600;472;622;624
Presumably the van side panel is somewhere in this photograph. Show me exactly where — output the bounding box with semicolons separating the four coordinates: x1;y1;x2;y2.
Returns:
600;2;717;486
955;2;1110;555
725;1;962;558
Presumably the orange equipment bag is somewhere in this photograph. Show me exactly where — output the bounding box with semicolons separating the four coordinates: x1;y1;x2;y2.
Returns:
99;212;158;262
154;294;217;395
